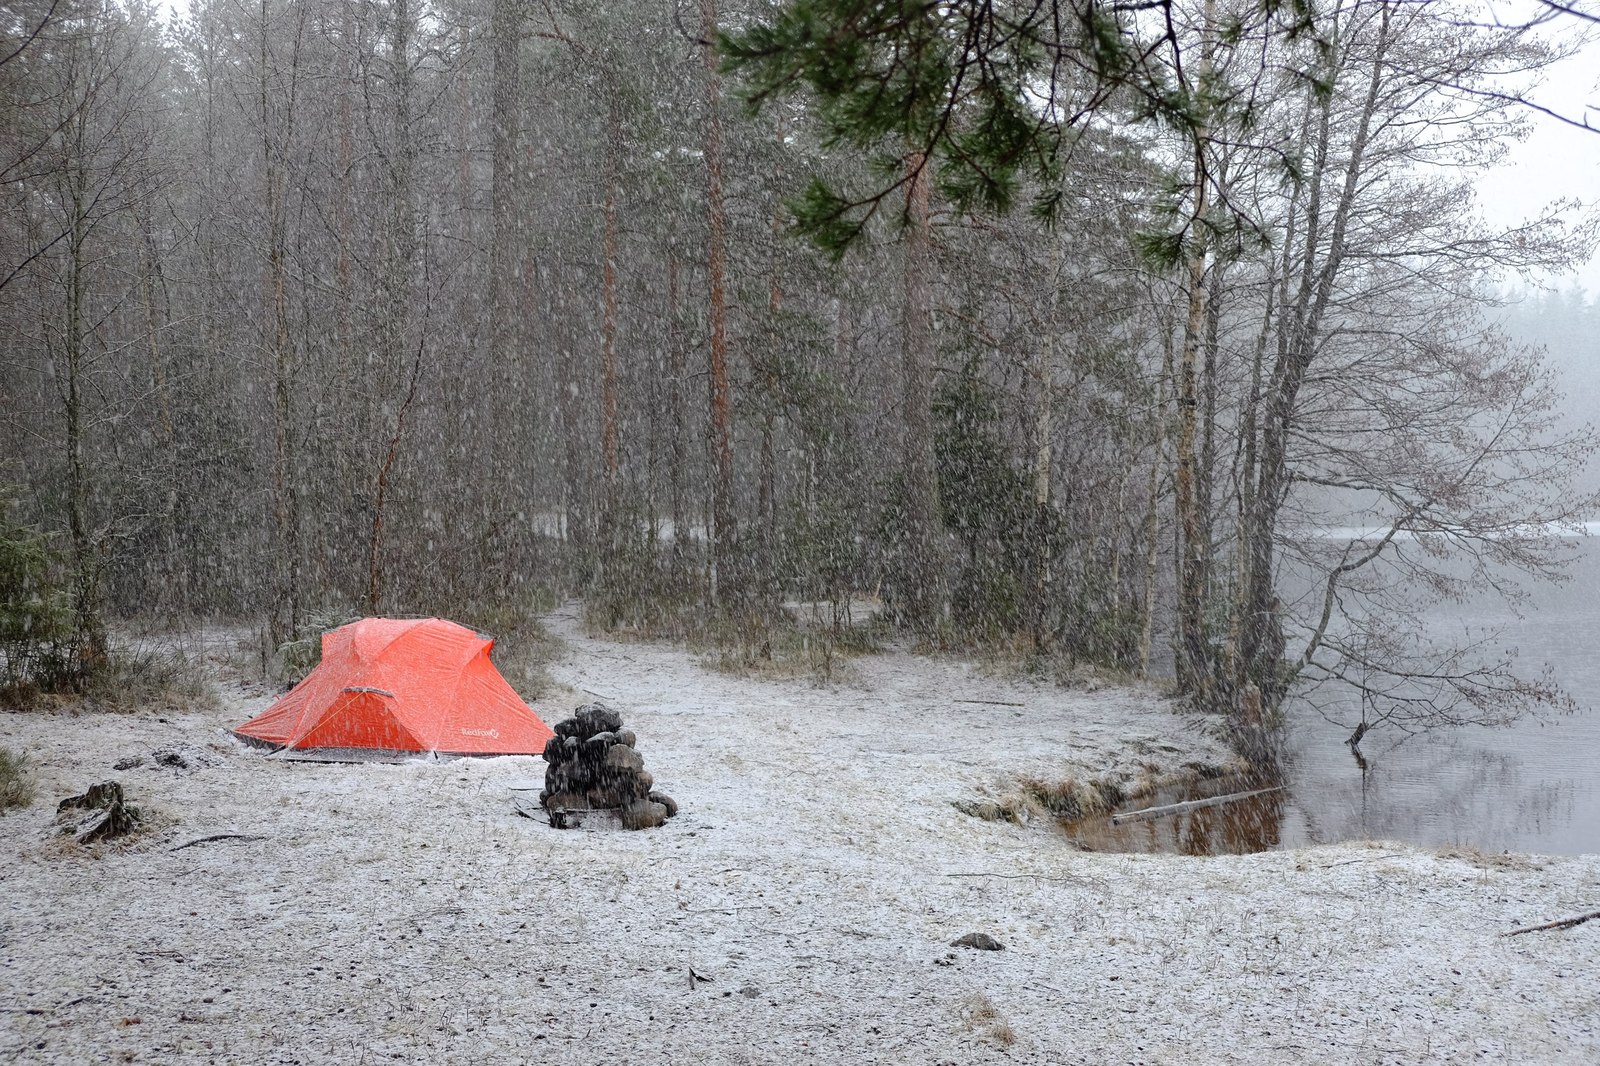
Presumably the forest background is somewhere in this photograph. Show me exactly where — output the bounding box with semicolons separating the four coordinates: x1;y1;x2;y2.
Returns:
4;0;1600;753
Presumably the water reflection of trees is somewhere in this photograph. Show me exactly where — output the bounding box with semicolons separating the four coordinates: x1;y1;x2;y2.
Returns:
1176;789;1288;856
1067;702;1586;855
1290;717;1579;852
1076;562;1599;855
1075;779;1291;856
1272;547;1600;855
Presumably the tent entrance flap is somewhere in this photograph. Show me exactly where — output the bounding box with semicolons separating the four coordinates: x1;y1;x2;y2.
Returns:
293;689;423;753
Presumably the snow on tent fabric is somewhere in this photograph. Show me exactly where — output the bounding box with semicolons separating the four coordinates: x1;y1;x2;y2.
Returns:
233;617;555;757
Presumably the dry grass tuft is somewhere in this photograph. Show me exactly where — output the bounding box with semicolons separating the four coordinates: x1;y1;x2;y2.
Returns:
965;994;998;1023
953;773;1136;826
85;644;218;713
1435;845;1544;872
0;747;35;812
958;757;1249;833
961;993;1018;1047
952;798;1026;824
1014;773;1131;822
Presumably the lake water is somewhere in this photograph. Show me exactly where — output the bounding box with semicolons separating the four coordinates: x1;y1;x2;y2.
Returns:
1074;536;1600;856
1275;538;1600;856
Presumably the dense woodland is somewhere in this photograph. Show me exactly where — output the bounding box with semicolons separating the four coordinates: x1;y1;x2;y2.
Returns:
2;0;1597;746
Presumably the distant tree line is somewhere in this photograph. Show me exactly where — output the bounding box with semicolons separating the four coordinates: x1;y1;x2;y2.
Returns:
1;0;1593;746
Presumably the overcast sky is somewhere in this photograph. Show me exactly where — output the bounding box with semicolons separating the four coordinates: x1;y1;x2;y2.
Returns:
1474;11;1600;294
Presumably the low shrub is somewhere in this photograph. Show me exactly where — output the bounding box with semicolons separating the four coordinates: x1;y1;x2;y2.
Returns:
0;505;78;698
269;608;359;686
0;747;35;812
83;642;218;712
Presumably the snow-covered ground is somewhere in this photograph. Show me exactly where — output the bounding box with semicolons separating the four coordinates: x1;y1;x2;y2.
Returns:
2;604;1596;1064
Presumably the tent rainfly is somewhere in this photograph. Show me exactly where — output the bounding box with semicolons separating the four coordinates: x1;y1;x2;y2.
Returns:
234;617;554;758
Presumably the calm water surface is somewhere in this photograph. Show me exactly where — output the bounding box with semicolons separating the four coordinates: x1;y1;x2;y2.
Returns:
1277;544;1600;855
1074;538;1600;856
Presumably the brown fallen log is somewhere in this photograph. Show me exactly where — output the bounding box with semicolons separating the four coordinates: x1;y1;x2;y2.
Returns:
1502;909;1600;936
1109;786;1284;825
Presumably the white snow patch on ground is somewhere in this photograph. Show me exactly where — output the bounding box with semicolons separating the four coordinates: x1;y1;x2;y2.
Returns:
2;603;1597;1064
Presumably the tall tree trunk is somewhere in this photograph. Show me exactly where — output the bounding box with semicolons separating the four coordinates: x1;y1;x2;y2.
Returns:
1174;235;1210;701
63;145;104;678
488;0;520;513
1240;7;1391;718
1233;261;1278;696
1173;0;1216;702
600;99;621;567
367;0;418;613
317;0;356;594
336;1;354;365
667;251;688;578
758;161;784;605
1140;314;1176;677
367;344;424;614
489;0;520;355
1029;235;1065;649
261;0;300;645
899;151;944;636
702;0;736;603
557;279;589;566
138;200;179;616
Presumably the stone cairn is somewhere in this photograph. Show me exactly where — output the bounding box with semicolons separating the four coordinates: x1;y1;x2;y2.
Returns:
539;703;678;830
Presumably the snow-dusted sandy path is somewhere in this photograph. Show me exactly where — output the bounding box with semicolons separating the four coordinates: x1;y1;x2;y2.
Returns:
2;605;1596;1064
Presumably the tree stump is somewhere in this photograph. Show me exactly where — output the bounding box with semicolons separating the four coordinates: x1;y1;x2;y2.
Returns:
57;781;142;843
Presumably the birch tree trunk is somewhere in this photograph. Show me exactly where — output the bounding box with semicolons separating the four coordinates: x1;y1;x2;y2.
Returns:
1239;6;1391;717
1173;0;1216;703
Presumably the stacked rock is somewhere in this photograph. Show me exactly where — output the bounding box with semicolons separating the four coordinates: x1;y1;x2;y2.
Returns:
539;703;678;830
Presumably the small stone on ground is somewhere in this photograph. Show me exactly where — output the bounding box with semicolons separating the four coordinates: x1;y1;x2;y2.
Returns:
951;932;1005;951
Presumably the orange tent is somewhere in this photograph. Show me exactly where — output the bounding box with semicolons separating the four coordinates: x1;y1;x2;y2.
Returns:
234;617;554;758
